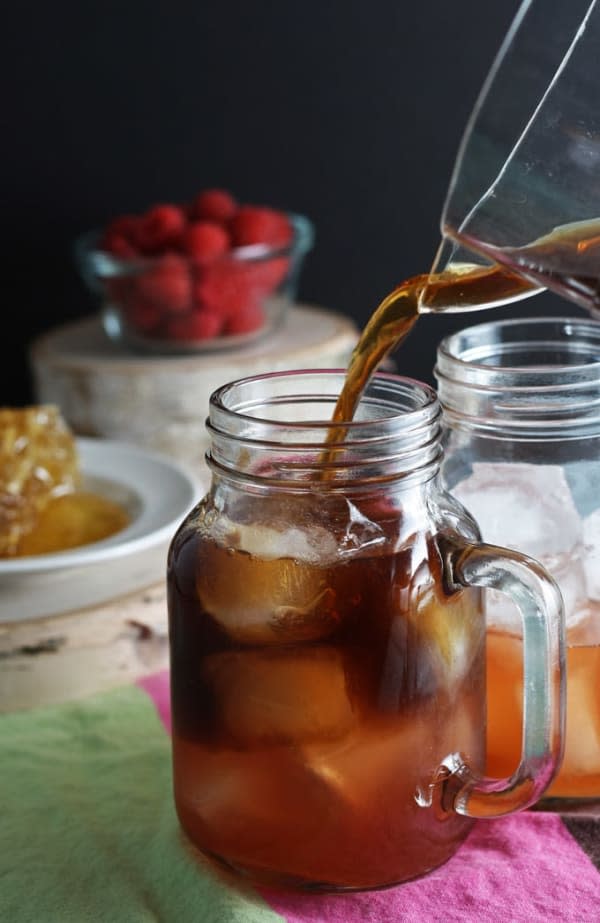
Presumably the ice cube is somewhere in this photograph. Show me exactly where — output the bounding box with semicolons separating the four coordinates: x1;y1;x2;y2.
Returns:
302;716;470;885
565;461;600;519
484;590;521;633
304;717;433;811
173;738;341;871
304;709;481;835
452;462;582;559
226;520;339;563
408;584;485;692
544;546;589;628
202;646;356;745
453;462;588;630
197;534;342;644
583;508;600;600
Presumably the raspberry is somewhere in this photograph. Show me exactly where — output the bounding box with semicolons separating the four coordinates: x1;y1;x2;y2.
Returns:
194;261;256;317
137;204;187;253
184;221;230;265
134;254;192;312
106;276;135;305
189;188;237;223
103;214;140;242
243;256;290;294
224;302;265;335
100;214;141;257
229;206;293;249
123;298;163;334
101;234;139;260
166;310;224;341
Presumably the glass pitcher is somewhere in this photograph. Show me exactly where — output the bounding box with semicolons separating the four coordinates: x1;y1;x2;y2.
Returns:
421;0;600;318
167;369;565;892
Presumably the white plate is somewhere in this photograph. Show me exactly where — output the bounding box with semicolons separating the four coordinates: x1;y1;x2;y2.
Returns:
0;437;203;623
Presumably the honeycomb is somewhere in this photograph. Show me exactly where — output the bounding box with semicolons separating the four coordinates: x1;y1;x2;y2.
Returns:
0;405;80;556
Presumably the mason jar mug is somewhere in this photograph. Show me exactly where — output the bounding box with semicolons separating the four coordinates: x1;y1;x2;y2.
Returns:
167;369;565;891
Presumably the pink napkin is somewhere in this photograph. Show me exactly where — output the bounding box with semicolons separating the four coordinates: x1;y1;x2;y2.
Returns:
138;671;600;922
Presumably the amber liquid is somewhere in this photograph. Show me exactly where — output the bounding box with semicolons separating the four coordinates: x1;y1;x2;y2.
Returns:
14;492;130;556
328;263;531;433
486;608;600;801
331;219;600;429
168;500;485;889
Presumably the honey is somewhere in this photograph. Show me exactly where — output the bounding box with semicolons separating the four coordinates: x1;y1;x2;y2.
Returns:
0;405;129;557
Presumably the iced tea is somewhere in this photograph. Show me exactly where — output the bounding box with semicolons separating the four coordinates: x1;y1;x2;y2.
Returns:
168;496;485;890
486;609;600;799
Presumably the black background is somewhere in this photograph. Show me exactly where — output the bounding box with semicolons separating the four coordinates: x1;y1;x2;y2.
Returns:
4;0;584;407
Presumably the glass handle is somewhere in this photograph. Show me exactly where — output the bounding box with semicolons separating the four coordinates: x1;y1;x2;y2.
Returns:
442;540;566;818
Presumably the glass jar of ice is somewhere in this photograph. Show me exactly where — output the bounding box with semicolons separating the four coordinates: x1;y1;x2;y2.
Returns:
436;315;600;805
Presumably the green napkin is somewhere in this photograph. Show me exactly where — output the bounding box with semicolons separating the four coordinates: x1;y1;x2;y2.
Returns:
1;686;283;923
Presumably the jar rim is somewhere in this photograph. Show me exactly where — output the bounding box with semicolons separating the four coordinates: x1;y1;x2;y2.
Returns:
436;316;600;383
207;369;442;488
435;316;600;439
209;368;439;433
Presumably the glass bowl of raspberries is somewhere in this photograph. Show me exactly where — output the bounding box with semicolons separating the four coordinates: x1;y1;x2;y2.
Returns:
75;188;314;353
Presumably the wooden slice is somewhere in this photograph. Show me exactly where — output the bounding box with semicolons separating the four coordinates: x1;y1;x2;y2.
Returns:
29;305;359;473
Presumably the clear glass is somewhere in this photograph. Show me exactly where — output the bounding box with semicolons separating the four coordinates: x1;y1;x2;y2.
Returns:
74;213;314;354
421;0;600;317
436;316;600;806
167;369;565;892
